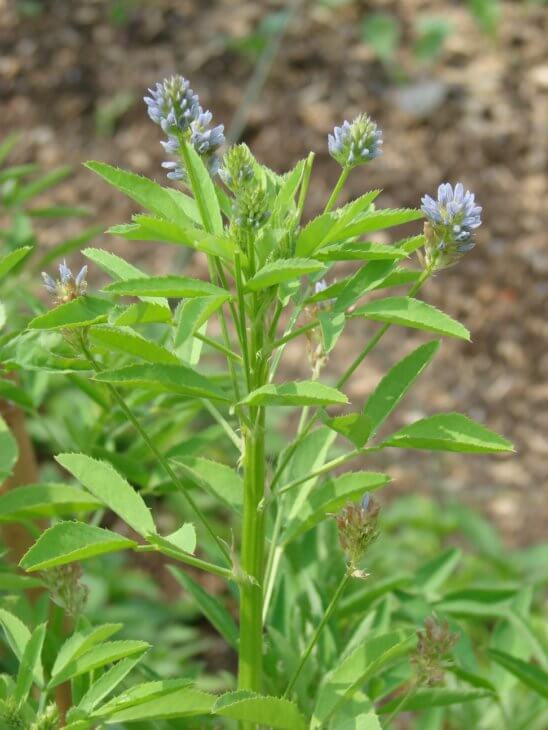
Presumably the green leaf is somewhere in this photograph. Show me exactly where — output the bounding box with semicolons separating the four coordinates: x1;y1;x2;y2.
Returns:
74;655;143;715
339;574;411;617
28;296;112;330
0;416;18;482
245;258;324;291
382;413;514;453
163;523;196;553
351;297;470;340
93;363;229;402
85;161;198;225
239;381;348;407
317;242;407;262
283;471;390;544
170;567;239;649
0;246;33;279
180;140;223;235
52;624;123;682
173;296;228;346
331;711;382;730
415;547;462;594
213;691;307;730
0;484;101;521
113;302;172;326
296;213;338;257
171;457;243;510
95;681;214;722
318;311;346;353
89;326;179;365
338;208;423;238
15;623;46;703
488;649;548;699
333;261;396;313
110;216;233;261
324;413;373;447
55;453;155;536
377;688;492;713
364;341;440;434
49;640;149;689
312;630;415;727
83;247;168;306
105;275;229;300
0;609;31;664
20;522;137;572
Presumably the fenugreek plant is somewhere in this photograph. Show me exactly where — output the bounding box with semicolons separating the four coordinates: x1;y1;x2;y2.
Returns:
3;76;544;730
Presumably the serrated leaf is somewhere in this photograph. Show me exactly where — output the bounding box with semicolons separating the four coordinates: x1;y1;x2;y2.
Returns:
15;622;46;703
283;471;390;544
181;141;223;235
52;623;124;681
89;326;179;365
317;242;408;262
312;630;415;727
96;682;213;722
0;246;33;279
113;302;172;326
105;275;229;300
56;453;155;536
20;522;137;572
364;341;440;434
49;640;149;688
246;258;324;291
0;609;31;664
0;416;18;482
0;484;101;521
85;161;198;225
28;296;112;330
377;688;492;713
83;247;168;307
338;208;423;238
382;413;514;453
173;296;228;346
296;213;338;257
213;691;307;730
488;649;548;699
324;413;373;447
74;655;143;715
171;457;243;510
318;311;346;353
93;363;229;402
334;260;396;313
170;567;239;649
351;297;470;340
239;381;348;407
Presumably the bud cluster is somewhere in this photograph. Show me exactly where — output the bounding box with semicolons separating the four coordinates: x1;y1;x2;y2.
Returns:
221;144;271;238
335;493;380;570
421;183;482;269
411;615;458;686
30;705;59;730
41;563;88;617
0;699;25;730
42;261;87;304
328;114;383;169
144;75;224;180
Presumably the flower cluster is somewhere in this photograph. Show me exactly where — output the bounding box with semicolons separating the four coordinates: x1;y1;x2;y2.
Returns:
411;616;459;686
335;493;380;572
42;261;87;304
144;75;225;180
328;114;383;169
221;144;271;237
42;563;88;617
421;183;482;269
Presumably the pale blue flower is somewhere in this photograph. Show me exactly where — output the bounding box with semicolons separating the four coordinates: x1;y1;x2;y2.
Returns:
329;114;383;168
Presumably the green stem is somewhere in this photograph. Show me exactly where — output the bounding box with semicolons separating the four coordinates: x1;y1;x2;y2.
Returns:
284;572;351;697
201;399;242;451
79;336;231;565
194;331;241;363
268;319;318;351
324;167;350;214
382;682;417;729
137;543;232;581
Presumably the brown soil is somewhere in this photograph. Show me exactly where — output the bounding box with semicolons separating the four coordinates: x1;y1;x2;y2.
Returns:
2;0;547;546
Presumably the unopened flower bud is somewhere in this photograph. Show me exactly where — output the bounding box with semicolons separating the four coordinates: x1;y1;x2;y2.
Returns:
30;704;59;730
42;261;87;304
233;186;270;230
328;114;383;169
421;183;482;269
335;494;380;569
411;615;458;686
220;144;256;191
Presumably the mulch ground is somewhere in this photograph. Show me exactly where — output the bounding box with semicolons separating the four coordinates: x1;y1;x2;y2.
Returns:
2;0;547;546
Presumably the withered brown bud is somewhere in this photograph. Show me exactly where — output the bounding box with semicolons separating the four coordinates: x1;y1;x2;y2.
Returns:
411;615;459;686
335;495;380;569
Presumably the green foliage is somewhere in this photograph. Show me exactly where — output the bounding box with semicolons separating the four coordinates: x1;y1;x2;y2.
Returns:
0;90;530;730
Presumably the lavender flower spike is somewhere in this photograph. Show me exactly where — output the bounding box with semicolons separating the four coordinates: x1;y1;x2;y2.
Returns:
42;261;88;303
144;75;200;135
328;114;383;169
421;182;482;269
